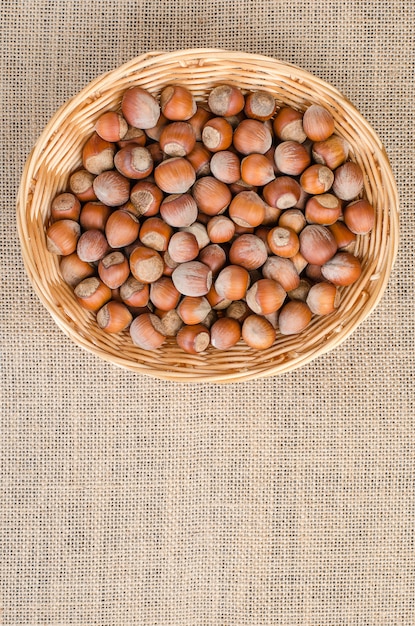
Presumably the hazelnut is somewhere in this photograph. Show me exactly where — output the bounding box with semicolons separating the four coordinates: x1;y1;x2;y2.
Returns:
119;276;150;308
305;194;342;225
159;121;196;156
240;153;275;186
159;193;198;227
274;141;311;176
121;86;161;129
177;296;212;325
79;201;112;231
210;317;241;350
69;169;97;202
299;224;337;265
176;324;210;354
82;132;115;175
201;117;233;152
206;215;236;244
74;276;112;311
95;111;128;142
233;119;273;155
185;143;212;177
300;164;334;195
228;191;266;228
332;162;364;201
267;226;300;258
262;256;300;292
139;217;173;252
214;265;250;301
98;251;130;289
209;150;241;184
278;301;312;335
208;84;245;116
192;176;232;216
97;300;132;333
76;229;109;262
154;157;196;194
149;276;181;311
198;243;227;274
114;145;153;179
172;261;213;297
306;282;340;315
229;234;268;270
242;315;275;350
273;107;306;143
246;278;286;315
321;252;362;286
160;85;197;121
244;90;276;121
129;246;164;284
312;134;349;169
263;176;302;210
343;199;375;234
51;193;81;222
46;219;81;256
167;231;199;263
129;313;166;350
303;104;335;141
130;181;164;217
93;170;130;206
105;210;140;248
59;253;95;287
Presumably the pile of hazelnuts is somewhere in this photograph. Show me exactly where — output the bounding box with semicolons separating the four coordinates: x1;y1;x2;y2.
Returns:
46;83;375;353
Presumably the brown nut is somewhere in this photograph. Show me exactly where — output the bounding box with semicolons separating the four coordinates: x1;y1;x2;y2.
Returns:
177;296;212;325
312;134;349;169
305;194;342;225
82;132;115;175
303;104;335;142
229;234;268;270
300;164;334;195
176;324;210;354
267;226;300;258
228;191;266;228
159;193;198;227
201;117;233;152
332;162;364;201
299;224;337;265
263;176;302;210
209;150;241;184
129;246;164;284
51;193;81;222
172;261;213;297
114;145;153;179
214;265;250;301
210;317;241;350
139;217;173;252
130;181;164;217
159;121;196;156
149;276;181;311
74;276;112;311
274;141;311;176
246;278;286;315
244;90;276;121
262;256;300;292
154;157;196;194
105;210;140;248
192;176;232;216
343;199;375;234
76;228;109;262
321;252;362;286
306;282;340;315
240;153;275;186
233;119;273;155
160;85;197;121
129;313;166;350
167;231;199;263
95;111;128;142
273;107;306;143
46;219;81;256
69;169;97;202
97;300;132;333
208;84;245;116
121;86;161;129
98;251;130;289
93;170;130;206
59;253;95;287
242;315;275;350
278;301;312;335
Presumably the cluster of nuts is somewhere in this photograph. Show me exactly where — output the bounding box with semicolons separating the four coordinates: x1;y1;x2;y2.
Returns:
46;83;375;353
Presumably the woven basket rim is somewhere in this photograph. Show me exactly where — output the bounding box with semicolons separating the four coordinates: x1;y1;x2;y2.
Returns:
16;48;400;383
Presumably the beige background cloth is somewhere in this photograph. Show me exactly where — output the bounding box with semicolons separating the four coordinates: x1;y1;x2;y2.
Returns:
1;1;414;624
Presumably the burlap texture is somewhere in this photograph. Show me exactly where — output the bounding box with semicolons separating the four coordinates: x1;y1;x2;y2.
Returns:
1;1;414;624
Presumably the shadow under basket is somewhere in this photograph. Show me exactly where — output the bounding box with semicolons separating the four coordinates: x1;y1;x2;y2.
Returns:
17;49;399;383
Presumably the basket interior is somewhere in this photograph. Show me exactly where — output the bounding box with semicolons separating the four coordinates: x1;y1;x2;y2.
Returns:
17;49;399;382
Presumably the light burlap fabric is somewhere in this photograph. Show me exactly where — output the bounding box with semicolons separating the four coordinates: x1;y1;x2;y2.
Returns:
1;1;414;624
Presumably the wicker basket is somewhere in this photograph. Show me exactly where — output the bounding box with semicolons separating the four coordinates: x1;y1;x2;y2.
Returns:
17;49;399;383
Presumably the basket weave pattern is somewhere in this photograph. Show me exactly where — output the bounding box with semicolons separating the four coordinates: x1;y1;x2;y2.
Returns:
17;49;399;382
